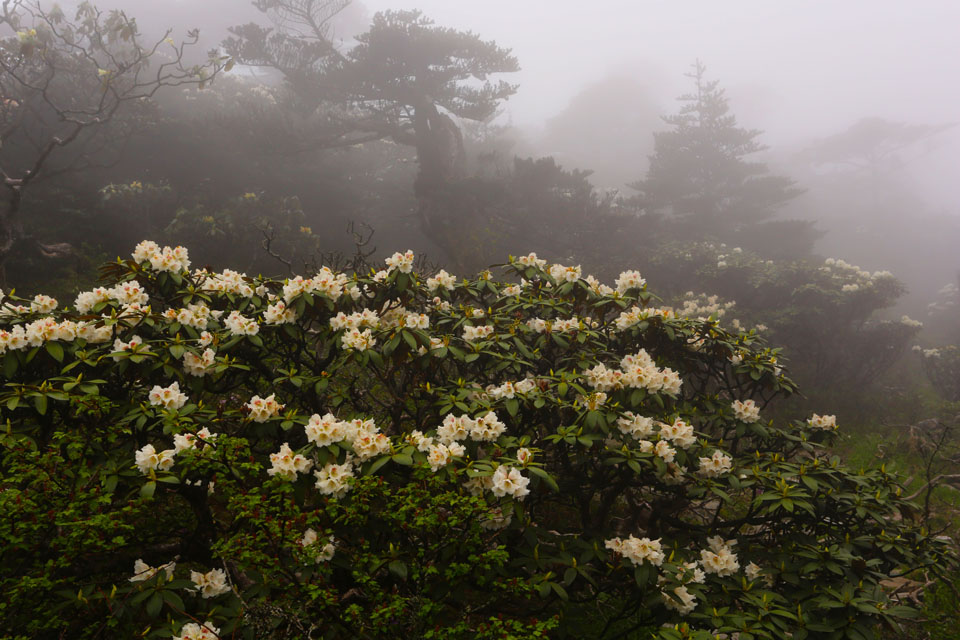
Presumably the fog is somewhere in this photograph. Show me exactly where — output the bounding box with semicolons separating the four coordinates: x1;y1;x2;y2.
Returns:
4;0;960;390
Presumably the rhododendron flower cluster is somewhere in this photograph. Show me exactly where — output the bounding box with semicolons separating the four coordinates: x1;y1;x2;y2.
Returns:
224;310;259;336
583;349;683;397
182;348;216;376
490;465;530;499
245;394;283;422
462;324;494;342
134;444;176;474
605;536;665;567
314;460;355;497
173;622;220;640
731;398;761;423
301;529;336;562
173;427;217;453
807;413;838;430
268;443;313;480
700;536;740;577
697;449;733;478
426;269;457;292
133;240;191;272
129;558;175;582
615;270;646;293
385;250;415;273
190;568;231;598
148;382;188;410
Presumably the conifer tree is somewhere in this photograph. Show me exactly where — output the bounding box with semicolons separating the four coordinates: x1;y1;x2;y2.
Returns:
631;61;802;234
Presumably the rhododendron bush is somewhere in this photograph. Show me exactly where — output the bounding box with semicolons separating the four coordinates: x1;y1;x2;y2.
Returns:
0;242;948;640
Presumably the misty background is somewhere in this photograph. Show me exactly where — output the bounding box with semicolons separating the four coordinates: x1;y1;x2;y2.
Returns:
3;0;960;418
112;0;960;307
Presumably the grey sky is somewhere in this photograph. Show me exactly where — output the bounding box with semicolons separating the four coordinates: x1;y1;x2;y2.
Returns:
361;0;959;140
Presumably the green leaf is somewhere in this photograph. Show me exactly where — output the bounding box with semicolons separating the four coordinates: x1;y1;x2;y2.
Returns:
161;589;185;612
527;466;558;492
45;341;64;362
140;481;157;498
3;353;18;378
391;453;413;466
33;394;48;415
145;591;163;617
367;456;391;475
388;560;407;580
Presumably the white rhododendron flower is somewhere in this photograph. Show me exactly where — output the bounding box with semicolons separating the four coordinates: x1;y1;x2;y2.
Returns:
264;301;297;325
314;461;355;497
183;348;216;377
605;535;665;567
173;621;220;640
516;252;546;269
807;413;838;430
148;382;187;410
700;536;740;577
548;263;581;283
111;280;150;306
654;439;676;463
129;558;175;582
490;465;530;500
469;411;505;442
132;240;160;263
659;418;697;449
617;412;655;439
29;294;58;313
745;561;763;581
350;421;391;460
662;585;697;614
305;413;346;446
301;529;336;562
427;443;453;471
245;394;284;422
341;327;376;351
385;250;415;273
732;399;761;423
112;335;150;361
615;270;646;293
173;427;217;453
697;450;733;478
426;269;457;292
268;443;313;480
301;528;318;547
462;324;494;342
133;242;190;272
224;310;259;336
134;444;176;475
515;447;533;465
190;568;231;598
437;413;473;443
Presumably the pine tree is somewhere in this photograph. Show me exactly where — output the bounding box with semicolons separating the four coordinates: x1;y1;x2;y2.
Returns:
632;61;801;231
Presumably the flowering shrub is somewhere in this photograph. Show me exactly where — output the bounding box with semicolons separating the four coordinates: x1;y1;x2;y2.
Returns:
917;345;960;403
641;241;919;392
0;243;950;639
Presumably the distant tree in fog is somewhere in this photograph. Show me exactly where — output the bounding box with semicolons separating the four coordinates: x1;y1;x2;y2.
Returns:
797;117;955;177
225;4;519;265
630;61;806;254
0;0;228;283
